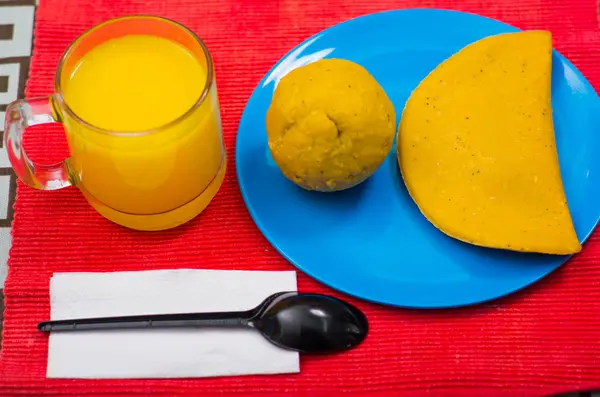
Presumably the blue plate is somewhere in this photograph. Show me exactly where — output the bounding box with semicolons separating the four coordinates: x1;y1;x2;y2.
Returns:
236;9;600;308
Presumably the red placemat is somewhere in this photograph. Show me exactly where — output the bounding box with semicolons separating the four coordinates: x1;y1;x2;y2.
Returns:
2;0;600;395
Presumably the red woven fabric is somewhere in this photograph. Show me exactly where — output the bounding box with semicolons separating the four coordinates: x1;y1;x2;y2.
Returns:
2;0;600;395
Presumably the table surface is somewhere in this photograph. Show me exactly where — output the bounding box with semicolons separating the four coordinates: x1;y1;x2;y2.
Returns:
1;1;600;395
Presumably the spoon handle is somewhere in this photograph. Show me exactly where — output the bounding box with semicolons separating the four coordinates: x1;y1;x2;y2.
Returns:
37;310;253;332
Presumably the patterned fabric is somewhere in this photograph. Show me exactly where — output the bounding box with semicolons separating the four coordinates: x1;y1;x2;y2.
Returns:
0;0;36;288
1;0;600;396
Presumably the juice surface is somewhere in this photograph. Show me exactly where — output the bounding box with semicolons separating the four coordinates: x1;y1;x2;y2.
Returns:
64;35;204;131
61;34;225;230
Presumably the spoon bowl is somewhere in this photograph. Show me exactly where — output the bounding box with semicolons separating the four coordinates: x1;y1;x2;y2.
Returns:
251;292;368;353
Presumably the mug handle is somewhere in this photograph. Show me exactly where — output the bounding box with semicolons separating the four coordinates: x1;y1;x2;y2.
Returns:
4;96;72;190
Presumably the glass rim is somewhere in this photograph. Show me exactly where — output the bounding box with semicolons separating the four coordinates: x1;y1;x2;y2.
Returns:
53;15;215;137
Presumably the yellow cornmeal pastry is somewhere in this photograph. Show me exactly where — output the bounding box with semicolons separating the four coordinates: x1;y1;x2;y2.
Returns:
266;58;396;192
398;31;581;255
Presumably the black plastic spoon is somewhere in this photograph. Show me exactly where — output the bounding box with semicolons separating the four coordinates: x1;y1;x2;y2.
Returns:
37;291;368;354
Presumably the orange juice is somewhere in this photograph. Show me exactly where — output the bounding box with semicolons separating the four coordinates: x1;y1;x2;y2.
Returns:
59;34;225;230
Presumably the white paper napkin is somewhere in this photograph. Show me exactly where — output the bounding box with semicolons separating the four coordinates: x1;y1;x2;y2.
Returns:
46;269;300;379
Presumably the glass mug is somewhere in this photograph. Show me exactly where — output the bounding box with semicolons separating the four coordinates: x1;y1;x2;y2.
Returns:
4;16;226;231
